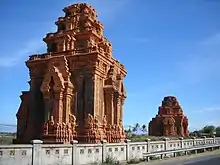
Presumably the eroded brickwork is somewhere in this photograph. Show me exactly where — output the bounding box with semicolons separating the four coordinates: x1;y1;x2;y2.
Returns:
149;96;189;137
15;3;126;144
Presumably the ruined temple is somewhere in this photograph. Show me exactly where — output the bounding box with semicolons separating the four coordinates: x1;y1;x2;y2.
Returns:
149;96;189;137
15;3;126;144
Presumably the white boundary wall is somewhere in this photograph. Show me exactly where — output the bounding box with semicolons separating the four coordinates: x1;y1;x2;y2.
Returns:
0;137;219;165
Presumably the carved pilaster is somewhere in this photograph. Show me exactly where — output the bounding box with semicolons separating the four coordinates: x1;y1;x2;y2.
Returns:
94;75;104;120
104;92;114;125
63;82;74;123
85;74;95;116
179;123;184;137
117;96;125;123
116;95;122;125
52;92;64;123
76;74;84;128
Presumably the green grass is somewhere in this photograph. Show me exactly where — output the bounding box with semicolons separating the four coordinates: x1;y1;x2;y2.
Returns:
127;158;141;164
0;133;16;144
125;133;188;142
92;156;121;165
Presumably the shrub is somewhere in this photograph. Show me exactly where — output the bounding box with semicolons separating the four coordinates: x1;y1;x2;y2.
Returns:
176;151;184;157
127;157;141;164
102;156;120;165
164;155;170;159
150;156;160;160
91;156;121;165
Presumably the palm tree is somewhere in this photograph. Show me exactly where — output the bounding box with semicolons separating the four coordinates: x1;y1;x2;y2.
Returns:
125;126;132;134
128;125;133;131
132;123;140;134
141;124;147;134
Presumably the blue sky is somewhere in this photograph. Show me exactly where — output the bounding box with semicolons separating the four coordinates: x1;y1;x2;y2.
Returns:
0;0;220;132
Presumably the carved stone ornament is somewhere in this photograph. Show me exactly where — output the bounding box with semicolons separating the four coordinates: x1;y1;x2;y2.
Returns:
41;66;65;95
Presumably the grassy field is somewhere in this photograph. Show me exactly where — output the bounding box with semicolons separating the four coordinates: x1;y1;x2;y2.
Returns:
0;132;216;145
0;133;16;144
126;133;193;142
0;133;179;145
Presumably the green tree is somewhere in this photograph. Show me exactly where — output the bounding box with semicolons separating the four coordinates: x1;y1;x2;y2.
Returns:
216;126;220;132
215;126;220;137
202;125;216;135
125;126;132;134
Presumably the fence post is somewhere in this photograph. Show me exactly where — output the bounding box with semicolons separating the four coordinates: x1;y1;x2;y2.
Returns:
202;136;206;145
216;137;220;144
125;139;131;161
145;138;151;152
163;138;169;151
101;140;107;162
71;140;78;165
31;140;43;165
179;137;184;148
192;137;196;146
213;135;216;144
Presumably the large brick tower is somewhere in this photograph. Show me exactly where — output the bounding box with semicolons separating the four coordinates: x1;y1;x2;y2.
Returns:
15;3;127;144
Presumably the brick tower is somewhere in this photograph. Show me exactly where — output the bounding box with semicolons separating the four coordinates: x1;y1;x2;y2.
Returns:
15;3;127;144
149;96;189;137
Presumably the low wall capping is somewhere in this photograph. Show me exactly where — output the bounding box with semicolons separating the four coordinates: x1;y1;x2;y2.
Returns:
0;137;219;165
163;137;169;141
101;139;107;144
31;140;43;144
71;140;78;144
145;138;151;142
124;139;131;143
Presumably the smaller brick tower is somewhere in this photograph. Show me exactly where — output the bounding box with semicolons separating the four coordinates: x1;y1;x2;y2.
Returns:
149;96;189;137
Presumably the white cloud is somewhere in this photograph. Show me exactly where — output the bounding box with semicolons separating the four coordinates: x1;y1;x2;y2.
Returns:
175;32;220;85
176;55;220;84
193;107;220;113
198;32;220;46
0;25;59;68
204;120;220;127
0;40;45;67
